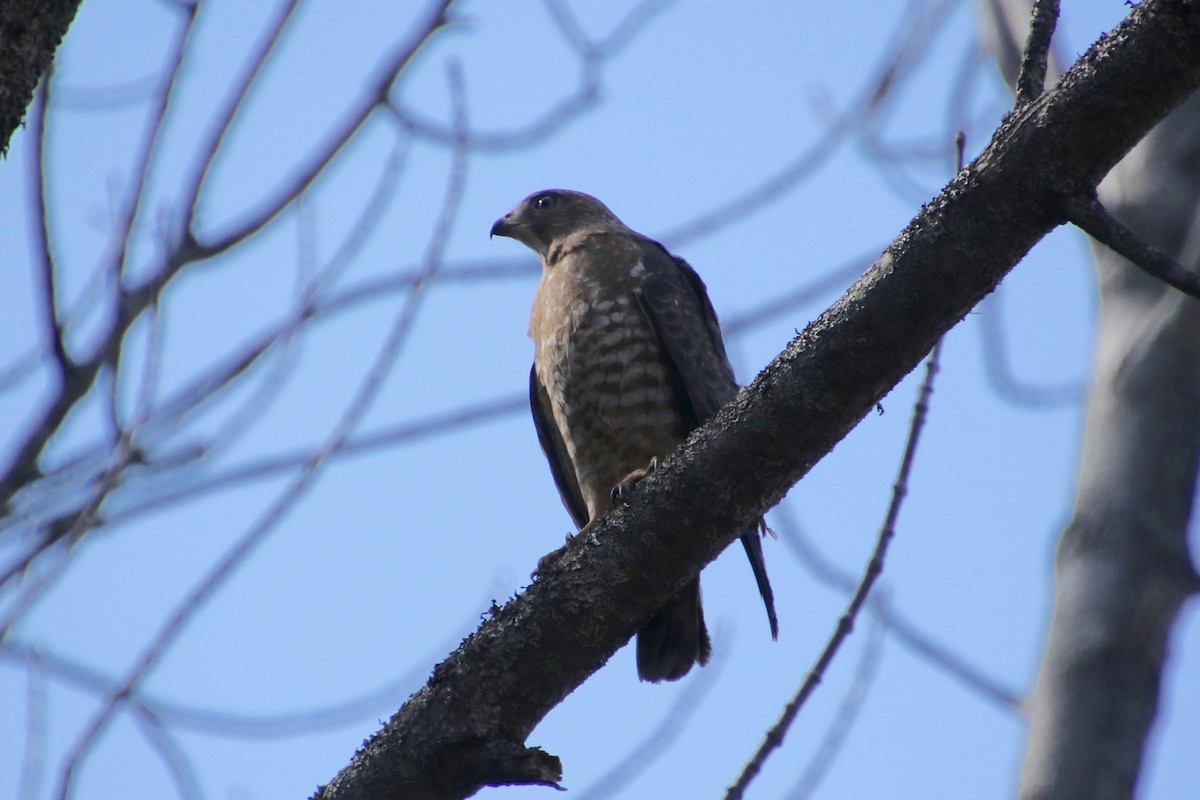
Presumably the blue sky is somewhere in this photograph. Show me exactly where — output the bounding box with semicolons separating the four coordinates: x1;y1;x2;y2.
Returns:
1;1;1195;799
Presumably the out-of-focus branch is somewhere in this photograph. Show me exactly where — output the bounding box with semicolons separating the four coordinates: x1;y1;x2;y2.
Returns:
18;649;46;800
726;341;943;800
386;0;668;151
52;59;472;800
188;1;451;260
0;1;450;517
0;617;470;739
131;711;202;800
313;7;1200;795
774;505;1023;711
786;609;886;800
53;58;474;800
0;3;198;512
663;0;956;247
575;639;726;800
175;0;302;231
981;2;1200;798
978;286;1087;407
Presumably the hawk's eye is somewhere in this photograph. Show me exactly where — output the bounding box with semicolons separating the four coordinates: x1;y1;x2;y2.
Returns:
534;193;559;210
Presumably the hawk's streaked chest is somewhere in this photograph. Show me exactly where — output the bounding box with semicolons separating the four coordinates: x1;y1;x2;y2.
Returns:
528;238;686;518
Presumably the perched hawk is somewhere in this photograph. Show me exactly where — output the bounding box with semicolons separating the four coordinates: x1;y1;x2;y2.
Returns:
491;189;777;682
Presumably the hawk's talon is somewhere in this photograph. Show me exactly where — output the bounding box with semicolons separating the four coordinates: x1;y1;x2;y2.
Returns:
610;456;659;507
531;531;577;579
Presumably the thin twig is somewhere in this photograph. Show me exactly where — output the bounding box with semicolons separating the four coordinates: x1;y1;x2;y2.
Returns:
785;608;886;800
0;606;482;740
978;287;1086;407
575;634;726;800
724;340;944;800
0;5;198;511
104;1;198;284
772;505;1022;711
176;0;302;225
104;394;525;527
29;77;69;375
192;1;453;260
1014;0;1060;106
1068;193;1200;302
52;56;472;800
132;710;204;800
385;0;667;151
18;649;46;800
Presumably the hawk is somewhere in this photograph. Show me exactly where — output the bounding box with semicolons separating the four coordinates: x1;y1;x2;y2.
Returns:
491;189;777;682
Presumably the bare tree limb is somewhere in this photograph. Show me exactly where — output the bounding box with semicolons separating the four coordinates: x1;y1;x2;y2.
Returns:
313;5;1200;797
726;340;943;800
28;79;69;375
774;508;1023;711
574;639;726;800
52;55;474;800
1014;0;1060;105
785;609;886;800
1067;193;1200;301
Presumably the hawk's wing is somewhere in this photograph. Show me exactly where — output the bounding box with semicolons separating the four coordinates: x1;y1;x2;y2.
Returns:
530;365;590;530
634;239;779;640
632;241;737;426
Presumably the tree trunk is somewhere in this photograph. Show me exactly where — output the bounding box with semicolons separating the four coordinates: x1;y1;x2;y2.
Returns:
979;2;1200;796
1019;94;1200;800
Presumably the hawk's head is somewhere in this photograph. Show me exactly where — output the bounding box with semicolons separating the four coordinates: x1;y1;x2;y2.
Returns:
490;190;626;258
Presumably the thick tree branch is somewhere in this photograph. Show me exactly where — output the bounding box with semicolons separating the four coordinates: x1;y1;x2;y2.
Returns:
314;3;1200;798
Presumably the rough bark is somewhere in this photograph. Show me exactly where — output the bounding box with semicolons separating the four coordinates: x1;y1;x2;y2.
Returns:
315;3;1200;798
0;0;83;157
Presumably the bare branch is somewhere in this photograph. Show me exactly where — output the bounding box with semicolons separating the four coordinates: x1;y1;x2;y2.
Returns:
1014;0;1060;106
191;1;453;260
575;640;726;800
726;341;943;800
28;78;69;375
131;711;204;800
774;508;1023;711
312;5;1200;795
785;610;886;800
385;0;668;151
18;649;46;800
103;0;197;283
53;56;473;800
52;73;161;110
978;286;1087;407
0;611;476;740
175;0;303;226
1067;193;1200;301
0;3;198;512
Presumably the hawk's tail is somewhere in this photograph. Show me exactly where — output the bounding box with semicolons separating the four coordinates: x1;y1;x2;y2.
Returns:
636;578;711;682
741;520;779;639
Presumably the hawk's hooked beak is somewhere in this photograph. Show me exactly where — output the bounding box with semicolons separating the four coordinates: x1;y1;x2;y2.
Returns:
490;215;516;239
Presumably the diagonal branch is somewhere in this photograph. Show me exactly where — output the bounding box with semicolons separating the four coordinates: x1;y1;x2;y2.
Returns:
313;3;1200;798
725;340;944;800
1067;193;1200;301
